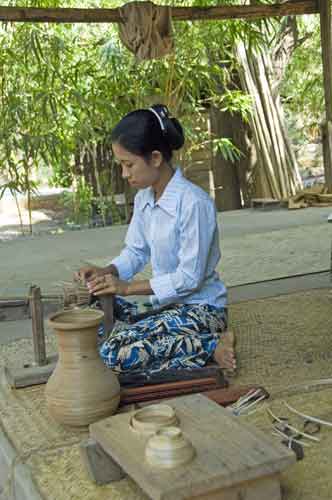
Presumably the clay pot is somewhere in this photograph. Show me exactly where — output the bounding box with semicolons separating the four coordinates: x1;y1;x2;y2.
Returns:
130;404;178;436
145;426;195;468
45;308;120;427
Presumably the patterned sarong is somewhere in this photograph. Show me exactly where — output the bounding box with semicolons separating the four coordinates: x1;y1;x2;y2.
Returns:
99;297;227;373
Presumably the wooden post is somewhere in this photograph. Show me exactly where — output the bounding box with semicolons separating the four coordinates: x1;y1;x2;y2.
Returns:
29;285;47;366
80;438;125;484
320;0;332;192
209;106;243;211
99;295;114;335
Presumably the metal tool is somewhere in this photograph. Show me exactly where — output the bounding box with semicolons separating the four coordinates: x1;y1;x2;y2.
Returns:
227;387;269;416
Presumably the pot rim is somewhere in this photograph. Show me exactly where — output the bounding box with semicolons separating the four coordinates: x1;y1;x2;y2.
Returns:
47;308;105;330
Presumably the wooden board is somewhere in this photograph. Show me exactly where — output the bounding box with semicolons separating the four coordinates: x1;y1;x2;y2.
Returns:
90;394;295;500
0;297;59;322
0;299;30;321
80;437;125;485
120;377;224;405
6;359;225;390
251;198;283;210
5;358;57;388
119;363;225;388
135;385;267;409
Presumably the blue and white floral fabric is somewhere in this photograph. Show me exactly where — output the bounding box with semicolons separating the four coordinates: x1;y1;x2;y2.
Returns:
99;297;227;373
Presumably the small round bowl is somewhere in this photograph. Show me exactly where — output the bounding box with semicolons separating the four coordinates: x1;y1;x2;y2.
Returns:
145;426;195;469
130;404;177;436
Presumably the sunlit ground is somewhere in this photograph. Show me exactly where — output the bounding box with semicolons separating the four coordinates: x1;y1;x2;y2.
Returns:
0;191;59;240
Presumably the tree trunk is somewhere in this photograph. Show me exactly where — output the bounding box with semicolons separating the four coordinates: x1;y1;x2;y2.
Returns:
210;106;254;210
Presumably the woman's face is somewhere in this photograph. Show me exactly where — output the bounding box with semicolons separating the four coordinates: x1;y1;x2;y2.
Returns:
112;142;162;189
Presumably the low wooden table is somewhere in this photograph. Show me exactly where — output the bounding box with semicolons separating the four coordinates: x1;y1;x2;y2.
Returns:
85;394;296;500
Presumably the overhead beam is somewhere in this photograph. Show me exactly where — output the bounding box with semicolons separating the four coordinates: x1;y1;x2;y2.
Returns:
0;1;319;24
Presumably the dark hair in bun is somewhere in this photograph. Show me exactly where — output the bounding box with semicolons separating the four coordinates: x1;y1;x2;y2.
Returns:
111;104;185;162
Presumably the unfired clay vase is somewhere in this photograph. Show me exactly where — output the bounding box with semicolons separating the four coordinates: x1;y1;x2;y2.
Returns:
45;308;120;427
145;426;195;468
130;404;178;436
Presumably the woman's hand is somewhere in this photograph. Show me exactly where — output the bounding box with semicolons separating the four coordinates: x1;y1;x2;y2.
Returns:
87;274;129;296
74;265;104;283
74;264;119;284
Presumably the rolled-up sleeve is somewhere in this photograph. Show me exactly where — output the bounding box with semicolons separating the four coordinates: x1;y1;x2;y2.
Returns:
150;197;217;305
111;196;150;281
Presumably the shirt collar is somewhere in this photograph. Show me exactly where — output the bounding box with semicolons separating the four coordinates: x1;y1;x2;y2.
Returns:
141;168;183;216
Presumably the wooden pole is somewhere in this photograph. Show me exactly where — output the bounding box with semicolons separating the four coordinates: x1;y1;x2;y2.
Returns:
320;0;332;192
236;44;282;198
99;295;114;335
29;285;47;366
0;1;318;24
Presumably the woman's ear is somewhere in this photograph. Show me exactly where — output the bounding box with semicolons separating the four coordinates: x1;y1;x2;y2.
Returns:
150;150;163;169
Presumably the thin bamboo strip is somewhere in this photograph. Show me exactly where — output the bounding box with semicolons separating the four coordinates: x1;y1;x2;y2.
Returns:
261;52;302;193
254;54;289;196
246;111;272;197
267;408;320;442
267;81;301;194
272;428;311;447
252;54;287;196
277;104;303;193
239;49;277;197
259;52;291;192
248;54;287;197
236;42;303;199
237;54;268;195
284;402;332;428
237;44;281;198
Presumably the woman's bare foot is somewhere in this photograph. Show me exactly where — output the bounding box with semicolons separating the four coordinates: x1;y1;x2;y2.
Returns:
213;330;237;372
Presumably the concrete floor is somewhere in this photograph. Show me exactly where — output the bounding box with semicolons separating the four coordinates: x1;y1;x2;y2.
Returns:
1;206;331;297
1;205;331;345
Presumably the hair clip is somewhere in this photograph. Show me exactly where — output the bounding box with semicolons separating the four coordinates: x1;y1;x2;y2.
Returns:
148;107;166;132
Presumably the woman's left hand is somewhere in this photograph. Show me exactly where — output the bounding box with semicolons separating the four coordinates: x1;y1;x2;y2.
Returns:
87;274;129;296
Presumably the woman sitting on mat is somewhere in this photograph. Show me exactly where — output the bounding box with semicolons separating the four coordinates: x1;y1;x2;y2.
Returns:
76;104;235;374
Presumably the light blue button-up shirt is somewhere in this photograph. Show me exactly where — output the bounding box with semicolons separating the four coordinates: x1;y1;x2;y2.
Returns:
111;168;227;309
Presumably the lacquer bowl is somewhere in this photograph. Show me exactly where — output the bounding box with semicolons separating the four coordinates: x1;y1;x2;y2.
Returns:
130;404;177;436
145;426;195;469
